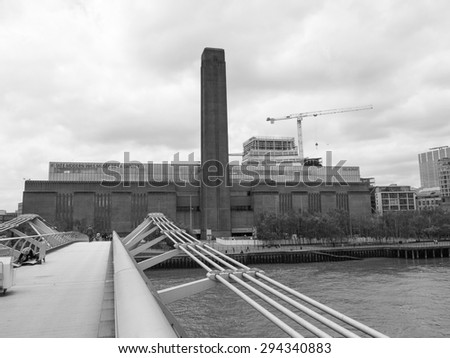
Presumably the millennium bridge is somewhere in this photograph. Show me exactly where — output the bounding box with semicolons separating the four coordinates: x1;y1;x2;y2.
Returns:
0;213;390;338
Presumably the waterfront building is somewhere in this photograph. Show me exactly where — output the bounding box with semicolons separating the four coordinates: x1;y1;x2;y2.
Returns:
24;160;371;236
438;157;450;210
418;146;450;189
22;48;372;237
415;187;441;211
374;185;416;215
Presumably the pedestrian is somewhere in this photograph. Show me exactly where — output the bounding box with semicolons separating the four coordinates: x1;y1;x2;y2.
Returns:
87;226;94;242
17;247;36;264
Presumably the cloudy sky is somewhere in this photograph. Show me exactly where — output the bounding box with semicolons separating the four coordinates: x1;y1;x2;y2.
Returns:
1;0;450;212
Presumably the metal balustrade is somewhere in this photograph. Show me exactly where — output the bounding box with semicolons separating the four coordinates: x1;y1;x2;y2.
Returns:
0;214;86;261
116;212;388;338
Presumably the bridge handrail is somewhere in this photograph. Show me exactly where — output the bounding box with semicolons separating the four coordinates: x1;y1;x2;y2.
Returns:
0;232;82;242
112;232;180;338
0;232;85;259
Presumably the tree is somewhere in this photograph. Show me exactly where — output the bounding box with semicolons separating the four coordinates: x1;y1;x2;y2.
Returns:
254;207;450;243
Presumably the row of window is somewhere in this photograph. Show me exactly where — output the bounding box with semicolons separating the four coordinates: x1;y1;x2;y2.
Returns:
381;199;415;205
49;172;363;183
381;205;415;211
380;193;415;199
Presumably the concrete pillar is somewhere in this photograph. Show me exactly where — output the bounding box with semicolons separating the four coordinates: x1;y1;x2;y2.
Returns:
200;48;231;238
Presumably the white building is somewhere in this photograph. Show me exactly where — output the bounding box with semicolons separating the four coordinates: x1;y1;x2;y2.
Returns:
242;136;312;164
374;185;416;215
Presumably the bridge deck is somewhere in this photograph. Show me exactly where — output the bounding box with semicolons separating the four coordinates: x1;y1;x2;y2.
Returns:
0;242;112;338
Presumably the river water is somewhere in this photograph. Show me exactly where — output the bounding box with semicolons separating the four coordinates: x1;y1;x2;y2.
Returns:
147;257;450;338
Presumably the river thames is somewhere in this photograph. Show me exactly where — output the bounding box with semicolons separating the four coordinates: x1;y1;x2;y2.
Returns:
147;257;450;338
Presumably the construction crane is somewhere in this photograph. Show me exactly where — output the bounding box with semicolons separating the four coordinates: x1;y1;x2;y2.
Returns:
267;105;373;161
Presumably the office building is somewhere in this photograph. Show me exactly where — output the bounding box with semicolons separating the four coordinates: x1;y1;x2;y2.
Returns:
374;185;416;215
418;146;450;188
243;136;301;164
416;187;441;211
438;157;450;209
242;136;322;166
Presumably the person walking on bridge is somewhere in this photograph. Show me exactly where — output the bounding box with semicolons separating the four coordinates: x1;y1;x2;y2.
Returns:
86;226;94;242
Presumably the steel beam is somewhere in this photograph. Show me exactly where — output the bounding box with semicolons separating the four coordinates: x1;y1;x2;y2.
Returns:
138;248;181;271
127;227;159;252
157;278;217;304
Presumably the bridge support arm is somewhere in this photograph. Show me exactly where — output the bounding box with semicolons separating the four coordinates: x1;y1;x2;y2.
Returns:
125;225;157;250
130;234;167;256
157;278;217;305
138;248;181;271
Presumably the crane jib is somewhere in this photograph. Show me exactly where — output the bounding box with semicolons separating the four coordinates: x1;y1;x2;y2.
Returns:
266;104;373;161
268;105;373;122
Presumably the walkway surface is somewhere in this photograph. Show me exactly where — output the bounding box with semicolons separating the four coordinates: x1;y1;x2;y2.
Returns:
0;242;112;338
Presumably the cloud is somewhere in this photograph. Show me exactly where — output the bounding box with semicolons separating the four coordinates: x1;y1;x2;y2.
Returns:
1;0;450;211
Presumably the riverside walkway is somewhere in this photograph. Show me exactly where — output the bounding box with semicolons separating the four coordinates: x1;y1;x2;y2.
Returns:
0;242;113;338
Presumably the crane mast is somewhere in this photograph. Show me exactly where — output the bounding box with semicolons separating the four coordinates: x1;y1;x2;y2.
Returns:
267;105;373;161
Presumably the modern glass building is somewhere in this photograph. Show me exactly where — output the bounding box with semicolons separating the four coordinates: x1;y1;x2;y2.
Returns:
418;146;450;188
